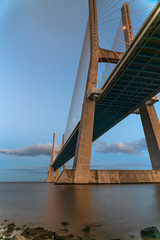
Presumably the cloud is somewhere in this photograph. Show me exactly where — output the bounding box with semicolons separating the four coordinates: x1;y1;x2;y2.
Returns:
0;138;147;157
0;143;61;157
94;138;147;155
3;165;48;174
91;161;151;170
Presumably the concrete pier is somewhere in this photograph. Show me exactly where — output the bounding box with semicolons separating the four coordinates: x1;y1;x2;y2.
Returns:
56;169;160;184
56;168;60;181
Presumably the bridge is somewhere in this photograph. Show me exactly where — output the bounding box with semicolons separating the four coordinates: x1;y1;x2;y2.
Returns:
46;0;160;184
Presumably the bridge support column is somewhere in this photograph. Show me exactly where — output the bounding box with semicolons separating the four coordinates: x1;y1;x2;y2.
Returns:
46;166;55;183
121;2;160;169
46;133;56;182
73;0;99;184
140;104;160;169
73;99;97;183
56;168;60;181
46;133;64;183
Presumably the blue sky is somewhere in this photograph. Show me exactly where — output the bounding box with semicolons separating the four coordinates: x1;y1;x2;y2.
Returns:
0;0;159;181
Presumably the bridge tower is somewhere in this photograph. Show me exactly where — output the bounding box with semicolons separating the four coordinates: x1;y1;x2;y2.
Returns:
46;133;56;182
72;0;99;183
45;133;65;182
121;2;160;169
72;0;123;183
121;2;134;49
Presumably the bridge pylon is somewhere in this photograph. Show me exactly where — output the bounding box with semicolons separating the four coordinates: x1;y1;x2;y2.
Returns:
45;133;64;183
122;2;160;169
72;0;122;184
72;0;99;183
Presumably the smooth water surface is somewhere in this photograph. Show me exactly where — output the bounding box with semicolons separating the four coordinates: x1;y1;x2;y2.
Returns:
0;183;160;240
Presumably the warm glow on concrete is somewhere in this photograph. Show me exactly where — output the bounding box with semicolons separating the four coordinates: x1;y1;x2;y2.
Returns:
123;26;126;30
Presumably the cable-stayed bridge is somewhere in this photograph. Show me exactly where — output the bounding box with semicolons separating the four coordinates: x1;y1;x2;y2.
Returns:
46;0;160;184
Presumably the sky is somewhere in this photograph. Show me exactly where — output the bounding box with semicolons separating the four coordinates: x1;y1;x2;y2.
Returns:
0;0;159;182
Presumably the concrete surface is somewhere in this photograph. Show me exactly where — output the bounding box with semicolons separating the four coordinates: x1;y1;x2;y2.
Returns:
56;169;160;184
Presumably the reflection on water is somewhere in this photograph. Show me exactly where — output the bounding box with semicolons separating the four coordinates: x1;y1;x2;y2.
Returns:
0;183;160;240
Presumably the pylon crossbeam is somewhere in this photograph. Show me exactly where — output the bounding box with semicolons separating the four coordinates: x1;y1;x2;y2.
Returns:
99;48;123;63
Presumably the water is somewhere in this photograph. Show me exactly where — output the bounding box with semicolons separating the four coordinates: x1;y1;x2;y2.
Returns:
0;183;160;240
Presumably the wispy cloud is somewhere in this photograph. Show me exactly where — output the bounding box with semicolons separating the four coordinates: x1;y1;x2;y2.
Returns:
0;138;147;157
91;161;151;170
94;138;147;155
3;165;48;174
0;143;61;157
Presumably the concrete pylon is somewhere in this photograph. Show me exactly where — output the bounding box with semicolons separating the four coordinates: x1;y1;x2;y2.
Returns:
55;168;60;181
72;0;99;184
61;134;66;170
46;133;56;182
121;3;160;169
46;133;65;183
121;2;134;49
140;104;160;169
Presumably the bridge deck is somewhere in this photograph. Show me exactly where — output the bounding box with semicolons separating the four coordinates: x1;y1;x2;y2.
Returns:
53;3;160;170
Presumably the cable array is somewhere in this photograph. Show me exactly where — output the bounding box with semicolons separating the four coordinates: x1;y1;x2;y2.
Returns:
96;0;159;88
64;21;91;142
